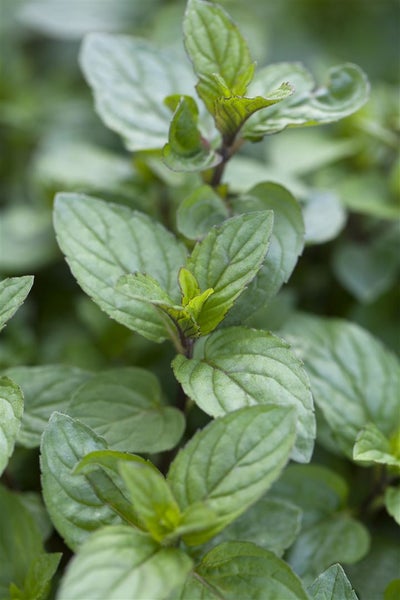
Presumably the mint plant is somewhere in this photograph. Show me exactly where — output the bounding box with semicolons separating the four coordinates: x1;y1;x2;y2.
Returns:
1;1;399;599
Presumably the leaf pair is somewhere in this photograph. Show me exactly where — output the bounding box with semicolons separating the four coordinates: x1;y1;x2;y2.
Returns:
54;193;274;344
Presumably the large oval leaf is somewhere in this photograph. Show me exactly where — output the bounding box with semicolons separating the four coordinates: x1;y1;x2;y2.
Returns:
0;276;34;331
0;377;23;476
53;193;187;342
173;327;315;462
80;33;195;151
68;368;184;453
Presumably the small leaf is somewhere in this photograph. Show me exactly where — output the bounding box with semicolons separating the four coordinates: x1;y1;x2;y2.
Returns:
179;268;201;304
385;487;400;525
68;367;185;453
281;314;400;458
227;182;305;321
173;327;315;463
4;365;91;448
308;564;359;600
214;84;293;144
40;413;135;550
120;462;181;543
183;0;254;113
176;185;229;240
163;96;221;172
10;552;61;600
353;423;400;468
167;405;296;544
0;377;23;476
58;525;193;600
0;276;34;331
80;33;196;151
180;542;308;600
186;211;274;334
53;193;187;342
243;62;369;140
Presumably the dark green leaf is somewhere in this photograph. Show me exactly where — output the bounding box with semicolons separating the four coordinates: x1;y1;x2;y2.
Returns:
173;327;314;462
167;405;296;544
186;211;274;334
68;367;185;453
80;33;196;151
9;553;61;600
4;365;91;448
53;193;187;342
180;542;308;599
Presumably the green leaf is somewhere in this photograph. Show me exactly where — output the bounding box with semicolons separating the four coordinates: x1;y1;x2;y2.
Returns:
53;193;187;342
40;413;134;550
58;525;193;600
308;564;359;600
173;327;314;463
80;33;196;151
243;62;369;140
353;423;400;468
385;579;400;600
180;542;308;600
4;365;91;448
176;185;229;240
9;553;61;600
163;96;221;171
116;272;178;308
0;485;60;600
302;190;346;245
385;487;400;525
120;462;181;543
204;496;302;558
281;314;400;458
0;377;23;476
167;405;296;544
227;182;305;321
186;211;274;334
0;276;34;331
68;367;185;453
272;466;369;579
214;84;293;144
183;0;254;113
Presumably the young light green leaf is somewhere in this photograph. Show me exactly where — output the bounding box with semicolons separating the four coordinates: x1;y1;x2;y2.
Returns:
214;84;293;145
173;327;315;463
68;368;185;453
385;487;400;525
40;413;135;550
180;542;308;600
163;96;221;171
183;0;254;112
226;182;305;322
281;314;400;458
4;365;91;448
308;564;359;600
0;276;34;331
9;552;61;600
203;496;302;558
243;62;369;140
176;185;229;240
186;211;274;334
53;193;187;342
0;377;23;476
0;485;59;600
167;405;296;544
80;33;196;151
58;525;193;600
353;423;400;468
74;449;150;477
117;273;178;308
120;462;181;543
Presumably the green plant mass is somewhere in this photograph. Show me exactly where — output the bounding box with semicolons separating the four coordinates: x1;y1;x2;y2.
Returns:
1;0;399;598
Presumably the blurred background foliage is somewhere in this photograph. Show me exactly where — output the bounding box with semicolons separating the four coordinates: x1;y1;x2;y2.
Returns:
0;0;399;369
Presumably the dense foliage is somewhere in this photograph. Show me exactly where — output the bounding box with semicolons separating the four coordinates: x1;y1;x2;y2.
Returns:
1;1;399;598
